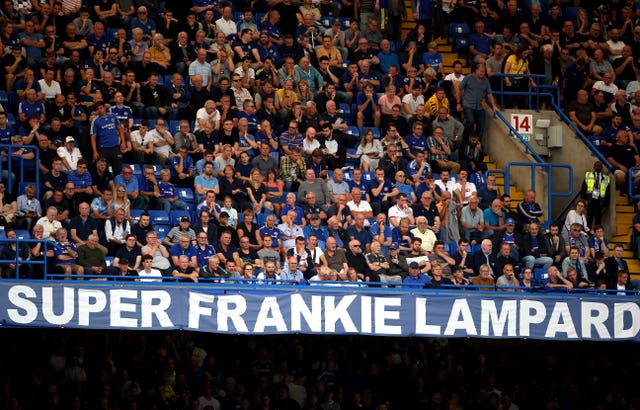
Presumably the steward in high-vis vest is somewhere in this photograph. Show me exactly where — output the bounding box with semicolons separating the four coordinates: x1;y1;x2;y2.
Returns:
580;161;610;227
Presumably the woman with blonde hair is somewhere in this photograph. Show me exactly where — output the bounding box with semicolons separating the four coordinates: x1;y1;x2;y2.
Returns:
111;184;131;220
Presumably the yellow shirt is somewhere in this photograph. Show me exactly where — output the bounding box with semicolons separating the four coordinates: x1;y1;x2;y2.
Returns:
425;94;450;117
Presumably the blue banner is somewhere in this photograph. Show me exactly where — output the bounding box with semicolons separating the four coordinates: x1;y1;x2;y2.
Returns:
1;283;639;341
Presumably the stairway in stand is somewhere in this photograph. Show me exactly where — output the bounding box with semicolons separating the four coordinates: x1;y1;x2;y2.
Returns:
400;2;471;75
609;193;639;277
484;155;524;207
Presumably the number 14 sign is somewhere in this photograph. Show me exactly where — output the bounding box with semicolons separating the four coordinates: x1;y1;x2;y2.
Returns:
510;113;533;135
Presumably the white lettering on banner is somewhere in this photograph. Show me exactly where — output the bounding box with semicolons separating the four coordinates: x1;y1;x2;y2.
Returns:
110;289;139;327
581;302;611;339
141;291;173;327
5;285;640;341
614;303;640;339
217;295;248;332
480;300;517;337
361;296;372;334
254;297;287;332
189;292;215;329
519;300;546;337
290;294;322;332
324;295;358;333
42;287;75;325
444;299;477;336
545;302;578;338
7;285;37;324
375;297;402;335
415;297;442;335
78;289;107;326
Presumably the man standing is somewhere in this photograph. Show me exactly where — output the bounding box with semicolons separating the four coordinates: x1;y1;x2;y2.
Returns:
90;101;124;175
455;64;497;139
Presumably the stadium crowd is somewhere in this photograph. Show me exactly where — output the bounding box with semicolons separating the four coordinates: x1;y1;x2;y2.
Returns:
0;0;637;292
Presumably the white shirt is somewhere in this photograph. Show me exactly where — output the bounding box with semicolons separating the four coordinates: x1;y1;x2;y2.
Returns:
592;81;618;96
388;204;413;222
36;216;62;240
346;200;372;226
453;181;477;204
56;146;82;171
606;39;625;61
194;107;220;132
435;177;457;192
215;17;237;37
137;268;163;282
401;93;425;116
38;79;61;100
278;222;304;249
150;129;174;157
131;129;154;149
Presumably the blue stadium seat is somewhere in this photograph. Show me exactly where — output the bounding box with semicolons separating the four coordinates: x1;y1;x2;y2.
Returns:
362;171;374;182
343;168;354;181
339;18;350;30
105;28;118;42
170;210;191;226
256;213;269;227
449;23;470;37
347;126;360;138
105;256;115;267
176;187;195;204
533;268;548;286
130;209;144;222
169;120;182;134
320;16;333;28
148;210;170;225
155;224;171;240
0;91;8;102
14;230;30;239
565;6;581;22
339;103;352;119
453;36;469;52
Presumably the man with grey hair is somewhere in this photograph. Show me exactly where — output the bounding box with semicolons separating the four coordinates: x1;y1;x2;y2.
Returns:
77;234;107;277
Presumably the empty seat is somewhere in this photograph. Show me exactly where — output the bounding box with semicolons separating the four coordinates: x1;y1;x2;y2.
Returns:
148;210;170;225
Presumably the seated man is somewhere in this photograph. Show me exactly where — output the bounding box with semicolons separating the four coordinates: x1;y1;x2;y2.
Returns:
170;233;198;270
77;234;107;277
47;227;84;277
521;222;553;270
366;240;402;284
0;228;32;278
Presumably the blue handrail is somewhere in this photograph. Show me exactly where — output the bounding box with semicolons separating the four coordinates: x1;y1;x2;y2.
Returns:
628;166;640;200
0;143;40;197
504;162;573;228
549;101;614;171
0;238;50;279
493;110;545;163
490;73;546;108
487;75;614;171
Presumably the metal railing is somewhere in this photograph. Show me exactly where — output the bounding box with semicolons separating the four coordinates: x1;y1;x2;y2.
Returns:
628;167;640;201
488;75;614;171
0;238;50;279
3;274;639;295
491;73;546;109
493;110;545;163
0;143;40;197
504;162;573;228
